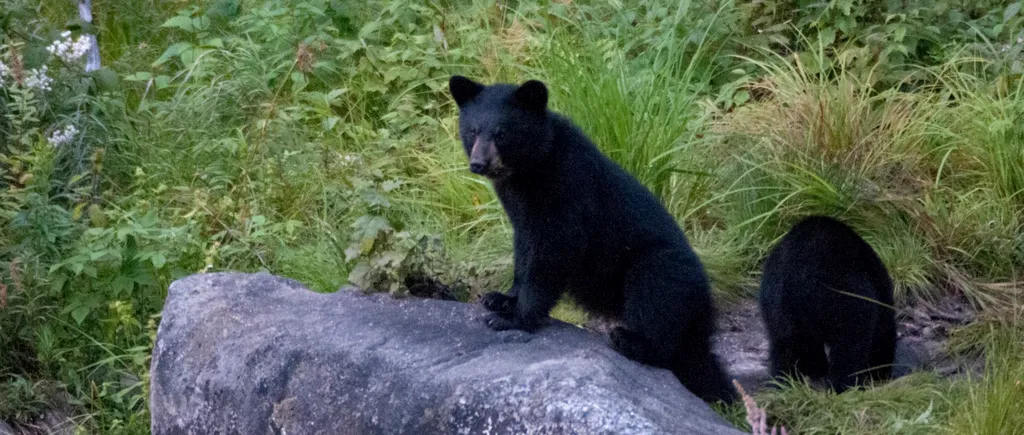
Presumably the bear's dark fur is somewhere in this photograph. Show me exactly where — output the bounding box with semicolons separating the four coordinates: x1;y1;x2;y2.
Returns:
448;75;735;403
759;216;896;393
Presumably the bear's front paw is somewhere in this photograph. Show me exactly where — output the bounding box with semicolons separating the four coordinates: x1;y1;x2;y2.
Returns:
483;313;517;331
479;291;515;316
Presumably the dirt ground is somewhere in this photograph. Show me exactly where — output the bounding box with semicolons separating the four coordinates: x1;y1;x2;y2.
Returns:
711;294;979;393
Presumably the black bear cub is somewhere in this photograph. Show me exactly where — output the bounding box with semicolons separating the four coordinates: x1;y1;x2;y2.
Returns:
448;75;735;404
759;216;896;393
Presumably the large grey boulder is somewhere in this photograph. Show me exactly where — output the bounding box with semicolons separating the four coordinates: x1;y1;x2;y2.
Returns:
151;272;746;435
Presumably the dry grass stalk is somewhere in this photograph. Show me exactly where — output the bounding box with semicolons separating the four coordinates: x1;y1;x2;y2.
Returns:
734;380;789;435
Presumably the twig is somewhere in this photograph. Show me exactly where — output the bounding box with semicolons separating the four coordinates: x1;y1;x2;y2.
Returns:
733;380;789;435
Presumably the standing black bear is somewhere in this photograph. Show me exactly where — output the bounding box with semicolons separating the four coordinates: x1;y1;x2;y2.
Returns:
759;216;896;393
448;75;735;404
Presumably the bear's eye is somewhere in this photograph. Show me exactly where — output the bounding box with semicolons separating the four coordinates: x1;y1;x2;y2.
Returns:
491;128;504;140
469;127;479;136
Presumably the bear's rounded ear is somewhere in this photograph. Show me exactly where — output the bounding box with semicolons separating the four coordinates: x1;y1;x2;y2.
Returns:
513;80;548;113
449;75;485;108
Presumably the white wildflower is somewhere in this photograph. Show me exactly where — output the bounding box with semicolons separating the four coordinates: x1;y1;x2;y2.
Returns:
0;61;9;87
25;66;53;91
46;31;92;63
47;124;79;147
338;153;361;166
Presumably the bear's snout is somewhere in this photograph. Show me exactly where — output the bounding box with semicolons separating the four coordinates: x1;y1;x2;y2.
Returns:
469;137;503;176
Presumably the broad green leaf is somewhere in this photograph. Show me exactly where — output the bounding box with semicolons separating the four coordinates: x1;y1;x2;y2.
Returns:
161;15;194;32
291;71;307;92
893;26;907;42
82;265;98;278
1005;2;1022;24
153;42;192;66
348;263;370;286
71;306;90;325
151;252;167;269
113;275;134;296
323;116;340;131
50;274;68;293
818;27;836;46
359;236;375;255
734;90;751;106
192;16;211;32
123;72;152;82
359;21;380;39
179;46;205;65
134;272;158;287
91;67;120;92
326;88;348;105
202;38;224;48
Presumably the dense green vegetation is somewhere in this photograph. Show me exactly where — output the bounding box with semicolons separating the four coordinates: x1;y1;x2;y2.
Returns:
1;0;1022;433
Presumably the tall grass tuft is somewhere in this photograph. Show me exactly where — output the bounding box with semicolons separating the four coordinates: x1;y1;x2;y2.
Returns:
754;373;953;435
711;42;939;300
947;309;1024;435
538;0;728;217
915;55;1024;301
930;57;1024;209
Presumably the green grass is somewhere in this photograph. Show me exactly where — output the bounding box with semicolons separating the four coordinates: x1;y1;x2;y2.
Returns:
539;10;719;213
947;305;1024;435
550;297;591;327
753;373;954;435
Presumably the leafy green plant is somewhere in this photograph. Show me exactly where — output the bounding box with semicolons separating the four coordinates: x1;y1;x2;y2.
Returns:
343;173;451;296
729;0;1024;88
1;10;183;432
0;376;50;423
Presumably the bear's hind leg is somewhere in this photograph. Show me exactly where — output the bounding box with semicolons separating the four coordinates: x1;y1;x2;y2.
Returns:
609;327;659;365
826;336;873;393
612;255;694;366
867;306;897;381
767;335;827;381
796;343;829;380
613;253;735;403
674;341;737;404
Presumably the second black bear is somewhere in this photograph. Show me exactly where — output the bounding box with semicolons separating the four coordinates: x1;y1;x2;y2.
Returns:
759;216;896;393
448;75;735;404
